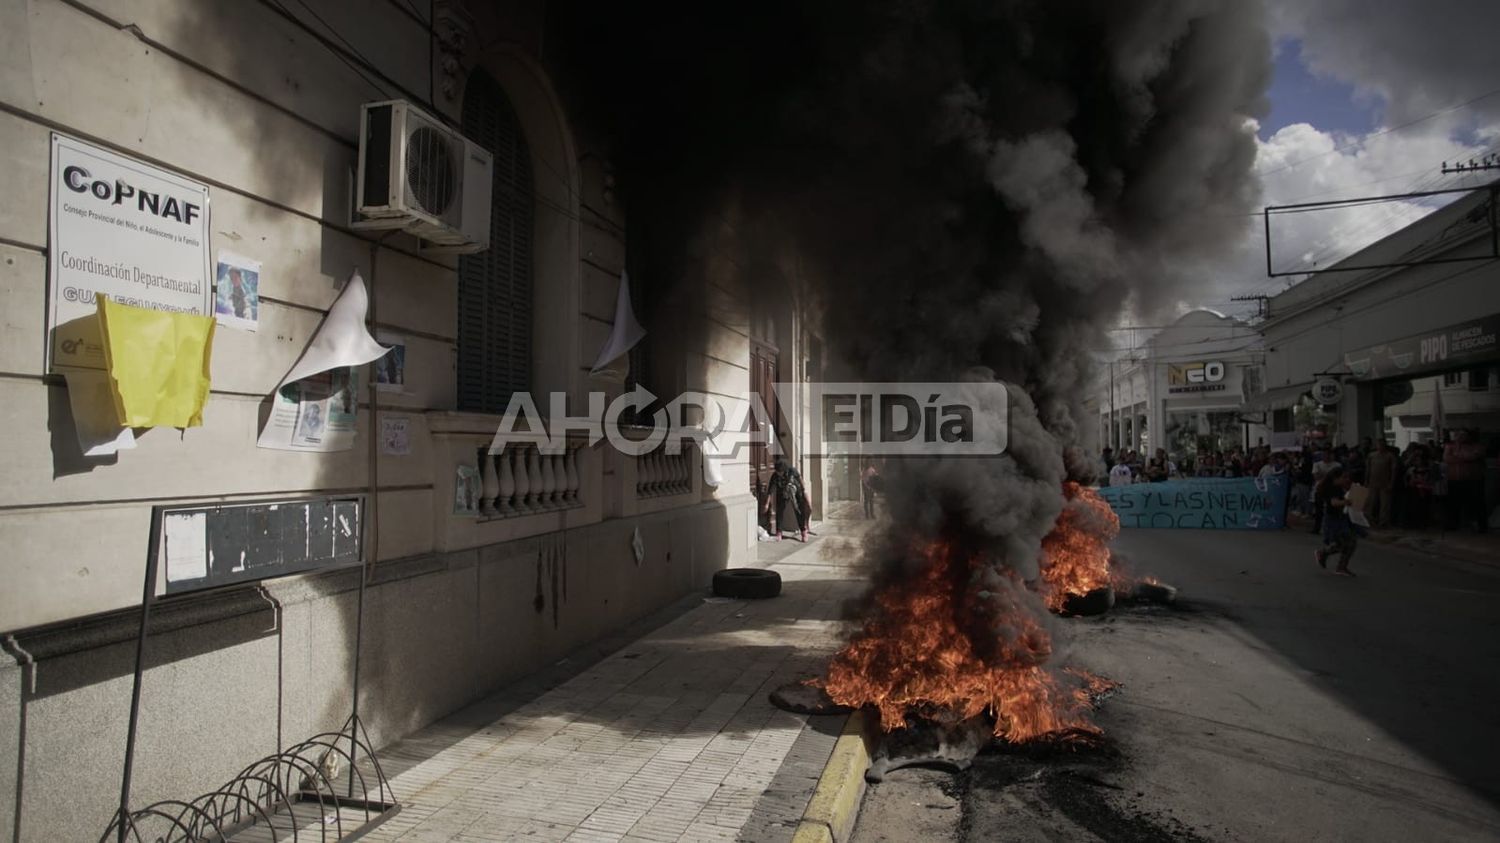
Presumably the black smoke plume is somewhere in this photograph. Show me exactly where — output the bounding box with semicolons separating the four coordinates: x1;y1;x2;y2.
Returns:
552;0;1269;674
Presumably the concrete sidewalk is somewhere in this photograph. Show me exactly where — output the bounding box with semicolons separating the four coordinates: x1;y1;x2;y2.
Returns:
361;513;867;842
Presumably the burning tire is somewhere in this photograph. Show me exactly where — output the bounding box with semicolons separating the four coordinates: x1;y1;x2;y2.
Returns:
713;567;782;599
1059;586;1114;617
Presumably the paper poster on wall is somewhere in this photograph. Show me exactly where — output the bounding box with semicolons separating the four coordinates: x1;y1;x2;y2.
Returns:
63;370;137;457
454;465;481;516
262;367;359;452
381;416;411;456
374;335;406;392
214;251;261;331
257;270;389;451
162;511;209;583
98;296;215;428
48;134;212;372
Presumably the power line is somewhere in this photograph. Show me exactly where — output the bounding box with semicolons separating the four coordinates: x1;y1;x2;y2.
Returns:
1257;258;1496;352
1258;85;1500;179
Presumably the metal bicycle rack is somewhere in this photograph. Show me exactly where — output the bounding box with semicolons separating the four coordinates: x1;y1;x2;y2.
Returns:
98;498;400;842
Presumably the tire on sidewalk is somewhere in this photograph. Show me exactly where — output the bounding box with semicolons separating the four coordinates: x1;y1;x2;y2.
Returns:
713;567;782;599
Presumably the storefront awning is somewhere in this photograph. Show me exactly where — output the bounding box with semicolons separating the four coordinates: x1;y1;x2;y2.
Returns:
1240;382;1311;413
1343;314;1500;381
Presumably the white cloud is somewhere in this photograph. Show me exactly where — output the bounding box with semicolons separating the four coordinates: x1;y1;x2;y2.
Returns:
1154;2;1500;319
1180;109;1499;319
1267;0;1500;126
1258;119;1496;270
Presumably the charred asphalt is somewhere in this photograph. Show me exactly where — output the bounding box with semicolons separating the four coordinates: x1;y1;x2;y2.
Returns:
852;527;1500;842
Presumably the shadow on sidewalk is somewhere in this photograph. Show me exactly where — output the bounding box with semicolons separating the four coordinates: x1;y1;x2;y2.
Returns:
365;522;873;797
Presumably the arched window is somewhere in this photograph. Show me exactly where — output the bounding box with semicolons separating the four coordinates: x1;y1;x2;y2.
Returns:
458;70;534;413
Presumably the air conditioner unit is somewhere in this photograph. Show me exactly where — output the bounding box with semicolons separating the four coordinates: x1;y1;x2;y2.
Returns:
356;100;492;253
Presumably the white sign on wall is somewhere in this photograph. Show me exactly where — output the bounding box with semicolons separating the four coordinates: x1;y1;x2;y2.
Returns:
47;134;212;371
1313;377;1344;405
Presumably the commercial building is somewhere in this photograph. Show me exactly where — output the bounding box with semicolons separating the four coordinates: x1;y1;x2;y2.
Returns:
0;2;826;838
1092;310;1263;461
1245;184;1500;452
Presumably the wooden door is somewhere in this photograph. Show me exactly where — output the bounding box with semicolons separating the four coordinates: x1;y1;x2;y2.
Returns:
750;339;779;496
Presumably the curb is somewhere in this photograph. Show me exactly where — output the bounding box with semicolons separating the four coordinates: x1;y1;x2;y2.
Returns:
791;711;875;843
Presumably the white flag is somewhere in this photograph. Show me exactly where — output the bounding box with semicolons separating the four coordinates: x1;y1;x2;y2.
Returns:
279;270;389;386
590;270;647;375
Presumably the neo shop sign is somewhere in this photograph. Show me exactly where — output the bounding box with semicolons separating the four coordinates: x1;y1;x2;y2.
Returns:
1167;361;1226;394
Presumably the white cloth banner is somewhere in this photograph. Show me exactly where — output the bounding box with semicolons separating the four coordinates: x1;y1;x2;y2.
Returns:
64;370;136;457
698;428;725;489
257;271;390;451
590;270;647;375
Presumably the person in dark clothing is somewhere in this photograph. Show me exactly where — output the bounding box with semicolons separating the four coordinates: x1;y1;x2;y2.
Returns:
1314;467;1359;576
1444;429;1489;533
1404;447;1436;529
1292;451;1315;514
1309;450;1341;533
764;454;811;541
861;461;881;519
1225;450;1245;478
1145;449;1169;483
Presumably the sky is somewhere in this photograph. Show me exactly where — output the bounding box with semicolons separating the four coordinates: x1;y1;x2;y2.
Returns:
1161;0;1500;328
1262;39;1378;140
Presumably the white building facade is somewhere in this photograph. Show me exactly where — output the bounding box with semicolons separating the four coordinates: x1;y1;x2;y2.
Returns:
0;2;828;838
1095;310;1263;463
1249;186;1500;451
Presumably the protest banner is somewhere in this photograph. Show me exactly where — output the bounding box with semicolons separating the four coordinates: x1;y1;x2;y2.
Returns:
1097;475;1289;530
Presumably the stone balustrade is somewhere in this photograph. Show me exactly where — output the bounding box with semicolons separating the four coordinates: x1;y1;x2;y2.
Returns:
478;443;584;517
635;445;693;498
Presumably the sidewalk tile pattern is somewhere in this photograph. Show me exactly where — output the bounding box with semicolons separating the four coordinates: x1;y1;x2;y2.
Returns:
360;548;860;843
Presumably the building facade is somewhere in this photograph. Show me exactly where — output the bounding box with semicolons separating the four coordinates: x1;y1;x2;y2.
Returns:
1094;310;1263;463
1248;186;1500;453
0;1;825;838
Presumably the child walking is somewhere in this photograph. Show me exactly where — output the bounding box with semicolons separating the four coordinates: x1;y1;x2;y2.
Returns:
1314;467;1359;577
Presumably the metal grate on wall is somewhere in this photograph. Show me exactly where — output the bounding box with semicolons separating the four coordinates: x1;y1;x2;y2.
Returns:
458;70;534;413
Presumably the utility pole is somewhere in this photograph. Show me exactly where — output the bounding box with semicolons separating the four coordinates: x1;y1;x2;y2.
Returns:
1231;294;1270;320
1442;154;1500;175
1108;357;1116;452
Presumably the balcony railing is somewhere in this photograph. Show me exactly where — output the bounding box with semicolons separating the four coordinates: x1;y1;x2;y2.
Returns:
479;443;583;517
635;446;692;498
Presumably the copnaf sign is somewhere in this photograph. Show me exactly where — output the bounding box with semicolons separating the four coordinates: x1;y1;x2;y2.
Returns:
1343;314;1500;381
1167;360;1227;394
48;134;213;372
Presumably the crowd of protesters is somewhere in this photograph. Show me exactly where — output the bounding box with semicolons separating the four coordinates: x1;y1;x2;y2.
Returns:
1102;445;1280;484
1101;432;1492;535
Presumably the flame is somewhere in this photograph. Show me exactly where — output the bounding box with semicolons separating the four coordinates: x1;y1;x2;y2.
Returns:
1040;482;1120;611
1064;666;1120;699
821;540;1101;742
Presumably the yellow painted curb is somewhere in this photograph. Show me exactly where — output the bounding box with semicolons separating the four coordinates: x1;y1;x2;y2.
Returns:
791;710;874;843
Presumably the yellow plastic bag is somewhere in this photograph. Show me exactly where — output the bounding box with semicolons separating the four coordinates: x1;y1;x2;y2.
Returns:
97;297;215;428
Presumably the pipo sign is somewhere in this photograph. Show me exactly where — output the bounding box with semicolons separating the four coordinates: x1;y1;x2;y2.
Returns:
1313;377;1344;405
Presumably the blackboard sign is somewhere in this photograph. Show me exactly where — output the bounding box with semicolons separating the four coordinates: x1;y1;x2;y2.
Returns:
158;496;363;594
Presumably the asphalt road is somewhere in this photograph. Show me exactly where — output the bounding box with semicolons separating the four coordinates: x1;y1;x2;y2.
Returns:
852;527;1500;842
